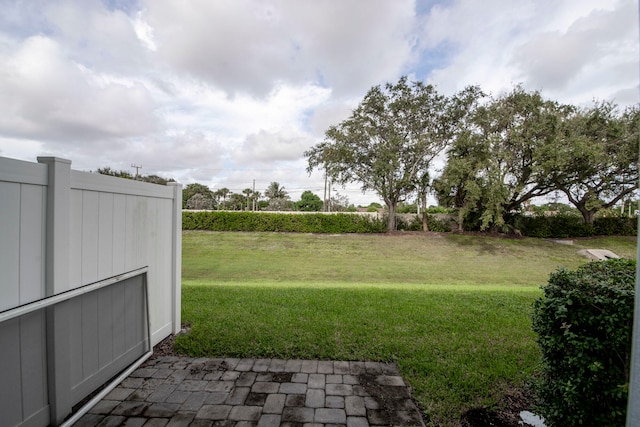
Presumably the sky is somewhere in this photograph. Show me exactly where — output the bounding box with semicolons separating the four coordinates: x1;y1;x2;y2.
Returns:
0;0;638;206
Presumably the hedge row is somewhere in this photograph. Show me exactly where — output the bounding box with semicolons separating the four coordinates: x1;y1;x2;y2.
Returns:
397;214;452;232
516;216;637;238
532;259;636;426
182;211;387;233
182;211;636;236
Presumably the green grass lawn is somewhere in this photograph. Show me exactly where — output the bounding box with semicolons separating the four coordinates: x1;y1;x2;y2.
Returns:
176;231;636;426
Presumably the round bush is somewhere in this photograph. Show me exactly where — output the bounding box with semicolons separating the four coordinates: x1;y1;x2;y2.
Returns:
532;259;636;426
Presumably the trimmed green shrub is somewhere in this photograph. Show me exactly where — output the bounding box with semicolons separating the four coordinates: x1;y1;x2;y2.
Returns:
182;211;387;233
532;259;636;426
397;214;452;232
516;215;636;238
594;217;638;236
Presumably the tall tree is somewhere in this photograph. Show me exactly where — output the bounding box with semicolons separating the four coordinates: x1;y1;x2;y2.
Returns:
295;191;323;211
182;183;214;209
264;182;291;211
548;102;639;223
264;182;288;200
186;193;213;210
214;188;230;209
228;192;245;210
242;188;254;211
434;87;567;231
306;76;474;231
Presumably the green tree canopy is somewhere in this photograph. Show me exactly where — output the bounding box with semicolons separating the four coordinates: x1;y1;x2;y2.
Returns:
547;102;639;224
97;167;175;186
183;183;215;209
264;182;292;211
434;87;569;231
295;191;323;211
306;76;477;231
213;188;230;209
264;182;289;201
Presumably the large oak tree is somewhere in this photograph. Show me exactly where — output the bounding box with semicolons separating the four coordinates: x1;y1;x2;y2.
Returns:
305;76;479;231
434;87;570;231
548;102;639;224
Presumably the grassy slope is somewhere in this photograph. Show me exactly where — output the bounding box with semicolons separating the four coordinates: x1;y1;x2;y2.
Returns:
177;231;636;426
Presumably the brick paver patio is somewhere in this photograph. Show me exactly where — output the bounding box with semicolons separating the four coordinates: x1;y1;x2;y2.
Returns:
72;356;425;427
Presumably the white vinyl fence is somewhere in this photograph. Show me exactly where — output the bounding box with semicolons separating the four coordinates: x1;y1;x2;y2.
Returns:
0;156;182;426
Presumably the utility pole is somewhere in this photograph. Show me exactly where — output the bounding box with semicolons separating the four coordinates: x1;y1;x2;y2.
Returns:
324;172;328;212
131;164;142;178
252;179;256;211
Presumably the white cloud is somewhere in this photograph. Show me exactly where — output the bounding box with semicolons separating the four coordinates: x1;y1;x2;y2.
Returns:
41;0;150;72
515;2;637;90
133;12;157;52
237;129;314;163
0;35;157;143
514;0;638;104
142;0;416;97
0;0;637;208
418;0;638;106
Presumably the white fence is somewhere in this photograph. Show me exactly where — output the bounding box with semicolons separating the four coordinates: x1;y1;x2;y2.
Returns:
0;156;182;426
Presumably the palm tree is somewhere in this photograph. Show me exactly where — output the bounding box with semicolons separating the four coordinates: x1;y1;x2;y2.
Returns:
242;188;253;210
264;182;288;201
214;188;230;210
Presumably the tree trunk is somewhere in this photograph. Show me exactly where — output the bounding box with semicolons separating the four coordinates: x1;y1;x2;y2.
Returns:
576;204;596;224
387;202;397;232
582;209;596;225
421;192;429;232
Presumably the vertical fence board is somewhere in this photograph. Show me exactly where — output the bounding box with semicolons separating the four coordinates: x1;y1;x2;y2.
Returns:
112;193;126;274
19;184;46;304
146;197;159;330
19;312;48;420
69;190;83;289
0;182;20;311
81;191;99;285
124;280;138;349
68;299;83;387
124;195;137;272
98;193;114;280
80;293;99;380
97;286;113;369
159;200;172;330
0;319;23;426
111;281;126;357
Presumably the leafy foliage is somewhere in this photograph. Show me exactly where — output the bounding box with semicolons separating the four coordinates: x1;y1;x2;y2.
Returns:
434;87;568;231
532;259;636;426
547;102;639;224
295;190;323;211
515;215;636;238
306;76;479;231
183;183;215;209
97;166;175;185
397;214;452;232
182;211;386;233
435;91;639;230
263;182;292;211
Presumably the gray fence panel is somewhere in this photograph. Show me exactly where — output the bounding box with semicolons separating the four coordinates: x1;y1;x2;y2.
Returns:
68;274;147;406
1;156;181;425
0;318;23;426
0;313;49;427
